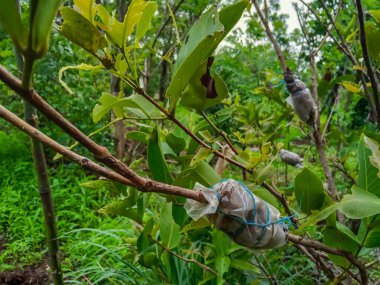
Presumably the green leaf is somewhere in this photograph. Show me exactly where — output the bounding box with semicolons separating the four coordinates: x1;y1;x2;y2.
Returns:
172;204;188;228
336;222;360;245
92;93;140;123
230;259;260;273
193;160;221;186
124;93;156;118
126;131;148;144
294;168;325;214
363;135;380;179
365;22;380;60
166;133;186;154
364;226;380;248
341;81;361;93
323;227;359;268
98;199;141;222
358;135;380;197
166;7;223;112
147;127;173;184
30;0;62;57
190;147;213;167
0;1;27;52
96;5;124;47
180;58;229;112
181;217;211;233
73;0;96;23
166;1;246;112
298;204;339;231
80;179;119;192
137;232;149;252
59;7;107;56
160;203;181;249
123;0;149;47
213;230;232;256
219;0;248;35
338;187;380;219
369;10;380;24
299;188;380;230
136;2;157;41
215;255;230;284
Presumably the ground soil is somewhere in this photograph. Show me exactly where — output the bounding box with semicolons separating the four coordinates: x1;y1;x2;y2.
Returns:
0;260;50;285
0;239;50;285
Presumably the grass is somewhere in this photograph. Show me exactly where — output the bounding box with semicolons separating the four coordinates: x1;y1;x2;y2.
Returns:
0;131;143;283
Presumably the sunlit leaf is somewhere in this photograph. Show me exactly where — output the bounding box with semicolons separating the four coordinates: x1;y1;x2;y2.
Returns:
92;93;140;123
59;7;107;56
341;81;361;93
136;2;157;41
73;0;96;24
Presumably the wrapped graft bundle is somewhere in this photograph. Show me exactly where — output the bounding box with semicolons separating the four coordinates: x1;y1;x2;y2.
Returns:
184;179;287;249
284;68;317;127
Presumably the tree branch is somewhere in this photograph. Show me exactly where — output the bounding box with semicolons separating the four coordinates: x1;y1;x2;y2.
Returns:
0;64;144;185
0;102;366;283
355;0;380;126
287;234;367;285
310;55;338;198
251;0;287;72
0;105;206;202
130;83;251;171
302;0;379;126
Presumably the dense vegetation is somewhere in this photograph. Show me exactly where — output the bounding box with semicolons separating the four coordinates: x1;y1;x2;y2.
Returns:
1;0;380;284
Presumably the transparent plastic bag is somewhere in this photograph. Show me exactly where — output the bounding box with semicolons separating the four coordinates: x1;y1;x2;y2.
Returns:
184;179;287;249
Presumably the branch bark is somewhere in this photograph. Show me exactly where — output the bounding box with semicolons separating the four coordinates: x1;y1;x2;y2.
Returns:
310;55;338;199
251;0;287;72
0;105;206;202
287;234;367;285
355;0;380;127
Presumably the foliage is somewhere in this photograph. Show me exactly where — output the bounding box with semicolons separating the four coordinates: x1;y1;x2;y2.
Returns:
1;0;380;284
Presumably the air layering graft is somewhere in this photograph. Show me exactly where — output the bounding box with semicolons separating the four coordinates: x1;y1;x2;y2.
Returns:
185;179;288;249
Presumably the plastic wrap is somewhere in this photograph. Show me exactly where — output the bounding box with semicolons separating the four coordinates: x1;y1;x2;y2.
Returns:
185;179;287;249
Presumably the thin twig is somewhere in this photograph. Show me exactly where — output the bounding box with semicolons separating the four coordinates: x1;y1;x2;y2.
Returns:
287;234;367;285
331;159;356;185
309;0;378;123
201;111;238;155
155;240;218;275
251;0;287;72
321;92;340;140
129;82;251;171
152;0;185;49
310;54;338;198
313;0;343;55
253;254;278;285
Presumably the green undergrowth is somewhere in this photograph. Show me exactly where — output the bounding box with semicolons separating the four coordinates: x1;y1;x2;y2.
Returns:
0;131;140;282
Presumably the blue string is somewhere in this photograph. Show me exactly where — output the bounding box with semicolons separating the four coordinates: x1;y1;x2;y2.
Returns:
210;179;295;243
